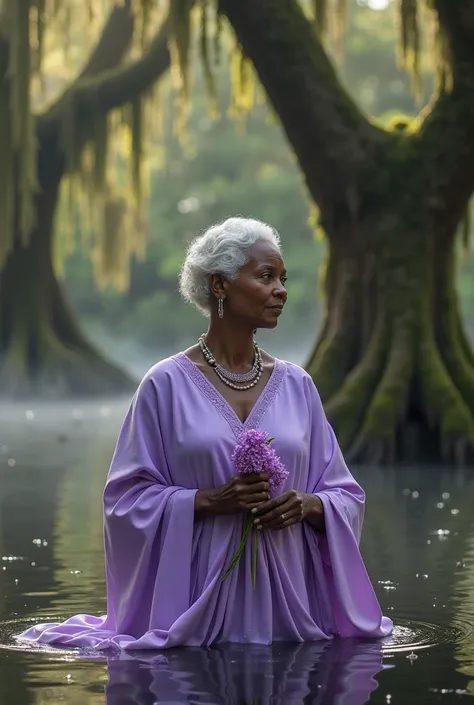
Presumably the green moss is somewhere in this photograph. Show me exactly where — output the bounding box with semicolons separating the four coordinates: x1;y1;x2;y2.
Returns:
418;321;474;442
360;320;414;441
324;318;388;449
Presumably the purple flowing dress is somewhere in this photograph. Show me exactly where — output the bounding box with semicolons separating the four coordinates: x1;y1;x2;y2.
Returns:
18;355;393;650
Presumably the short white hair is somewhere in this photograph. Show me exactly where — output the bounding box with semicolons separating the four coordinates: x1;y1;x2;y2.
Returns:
179;216;281;317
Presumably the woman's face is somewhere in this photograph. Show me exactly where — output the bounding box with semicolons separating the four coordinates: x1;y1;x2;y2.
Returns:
222;240;288;329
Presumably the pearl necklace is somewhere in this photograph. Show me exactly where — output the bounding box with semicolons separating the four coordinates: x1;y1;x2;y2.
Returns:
198;334;263;391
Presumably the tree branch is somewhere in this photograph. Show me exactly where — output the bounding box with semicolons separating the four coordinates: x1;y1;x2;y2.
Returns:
219;0;381;212
38;15;170;147
76;18;170;117
37;0;135;142
76;0;134;81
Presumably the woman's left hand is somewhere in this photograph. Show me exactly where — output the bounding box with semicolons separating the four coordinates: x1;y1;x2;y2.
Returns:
250;490;315;531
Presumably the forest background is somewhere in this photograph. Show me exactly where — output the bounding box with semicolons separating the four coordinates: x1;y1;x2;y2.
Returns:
63;1;474;376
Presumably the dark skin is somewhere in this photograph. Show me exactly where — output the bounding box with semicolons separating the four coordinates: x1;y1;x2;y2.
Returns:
187;240;325;533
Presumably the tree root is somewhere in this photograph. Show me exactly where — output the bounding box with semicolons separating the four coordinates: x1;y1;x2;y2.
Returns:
441;332;474;413
346;318;414;464
324;317;388;450
314;307;474;465
0;325;135;398
437;295;474;414
418;323;474;465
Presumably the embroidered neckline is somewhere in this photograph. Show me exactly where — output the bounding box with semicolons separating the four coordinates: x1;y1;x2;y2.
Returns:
173;352;286;438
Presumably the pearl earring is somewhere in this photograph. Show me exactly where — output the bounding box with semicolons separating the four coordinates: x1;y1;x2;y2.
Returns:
218;298;224;319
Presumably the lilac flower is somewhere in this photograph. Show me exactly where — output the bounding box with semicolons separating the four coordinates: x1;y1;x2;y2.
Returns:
232;429;288;495
223;429;288;588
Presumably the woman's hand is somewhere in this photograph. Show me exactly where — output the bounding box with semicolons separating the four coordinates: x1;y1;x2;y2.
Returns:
250;491;325;532
195;472;269;519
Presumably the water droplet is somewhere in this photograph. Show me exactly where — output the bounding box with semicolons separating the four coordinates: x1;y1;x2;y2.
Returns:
32;538;47;547
402;488;411;496
25;410;35;420
7;458;15;467
435;529;450;537
411;491;419;499
436;502;444;509
441;492;450;500
451;508;460;515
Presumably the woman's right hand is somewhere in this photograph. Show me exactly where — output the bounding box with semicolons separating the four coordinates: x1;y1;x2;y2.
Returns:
195;473;269;519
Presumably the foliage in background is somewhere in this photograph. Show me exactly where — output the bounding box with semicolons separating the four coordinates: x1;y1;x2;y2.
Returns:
62;1;474;365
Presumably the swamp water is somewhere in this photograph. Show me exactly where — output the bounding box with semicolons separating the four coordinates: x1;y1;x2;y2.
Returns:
0;401;472;704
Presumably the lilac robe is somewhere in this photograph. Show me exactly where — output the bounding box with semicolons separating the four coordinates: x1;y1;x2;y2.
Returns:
18;355;393;649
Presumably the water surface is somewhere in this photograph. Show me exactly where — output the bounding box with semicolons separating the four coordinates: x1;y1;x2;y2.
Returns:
0;401;473;704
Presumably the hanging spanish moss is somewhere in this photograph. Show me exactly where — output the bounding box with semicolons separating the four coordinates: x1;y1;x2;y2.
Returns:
0;0;190;297
169;0;193;139
94;195;142;293
306;0;439;94
228;44;256;121
198;0;219;119
0;0;456;302
396;0;421;93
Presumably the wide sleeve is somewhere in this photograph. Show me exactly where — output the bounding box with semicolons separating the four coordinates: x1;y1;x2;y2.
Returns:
302;374;393;639
103;371;198;644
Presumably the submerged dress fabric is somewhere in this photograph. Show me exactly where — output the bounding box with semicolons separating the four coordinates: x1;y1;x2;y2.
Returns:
18;354;393;649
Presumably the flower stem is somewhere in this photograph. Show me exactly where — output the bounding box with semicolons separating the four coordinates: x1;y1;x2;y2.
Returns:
252;526;258;589
221;515;253;582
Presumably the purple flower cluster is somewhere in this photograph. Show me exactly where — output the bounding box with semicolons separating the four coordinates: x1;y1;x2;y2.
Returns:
232;429;288;496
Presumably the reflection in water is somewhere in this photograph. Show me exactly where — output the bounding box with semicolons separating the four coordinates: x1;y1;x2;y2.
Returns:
105;640;385;705
454;534;474;696
0;400;474;704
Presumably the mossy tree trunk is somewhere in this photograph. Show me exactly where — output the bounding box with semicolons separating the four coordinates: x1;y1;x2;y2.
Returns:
0;2;171;398
221;0;474;462
0;141;132;397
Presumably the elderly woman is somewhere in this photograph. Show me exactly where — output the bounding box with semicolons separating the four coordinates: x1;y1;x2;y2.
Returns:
18;217;392;650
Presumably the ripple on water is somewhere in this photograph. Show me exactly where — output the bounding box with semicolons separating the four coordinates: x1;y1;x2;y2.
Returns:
0;617;472;660
382;618;473;654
